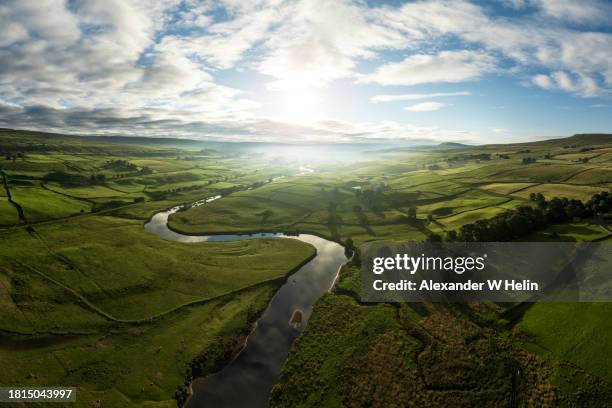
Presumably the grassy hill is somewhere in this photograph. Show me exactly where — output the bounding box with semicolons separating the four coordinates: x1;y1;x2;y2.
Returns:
0;129;611;406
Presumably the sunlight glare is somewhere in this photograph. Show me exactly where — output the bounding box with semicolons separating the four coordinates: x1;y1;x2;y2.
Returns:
274;87;322;121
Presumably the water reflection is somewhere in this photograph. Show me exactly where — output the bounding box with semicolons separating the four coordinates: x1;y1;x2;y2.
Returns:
144;198;348;408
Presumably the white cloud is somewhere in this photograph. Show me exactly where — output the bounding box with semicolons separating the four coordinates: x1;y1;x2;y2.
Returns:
256;0;408;90
532;71;601;97
590;104;609;108
375;0;612;95
404;102;447;112
491;127;510;133
0;0;611;143
173;4;284;70
531;0;612;24
371;91;471;103
362;50;496;86
532;74;554;89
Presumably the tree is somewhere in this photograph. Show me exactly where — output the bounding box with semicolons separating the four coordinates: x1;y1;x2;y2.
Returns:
507;213;531;238
344;237;355;257
547;197;568;221
425;232;442;242
445;230;458;241
443;189;611;243
522;157;536;165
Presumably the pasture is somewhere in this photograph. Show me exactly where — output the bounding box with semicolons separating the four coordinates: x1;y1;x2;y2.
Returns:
0;129;611;406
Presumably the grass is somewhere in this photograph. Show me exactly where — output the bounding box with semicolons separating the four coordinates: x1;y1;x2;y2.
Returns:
0;133;320;406
270;292;415;408
521;221;610;242
272;264;552;407
434;205;508;231
512;183;606;201
0;198;18;225
566;168;612;184
0;282;279;408
519;303;612;382
0;213;315;406
10;186;91;222
417;189;510;218
2;215;315;321
479;182;536;195
490;164;593;183
168;194;310;235
46;182;138;199
1;129;612;407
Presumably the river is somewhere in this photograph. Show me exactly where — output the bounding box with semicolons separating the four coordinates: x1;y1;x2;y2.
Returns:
144;195;348;408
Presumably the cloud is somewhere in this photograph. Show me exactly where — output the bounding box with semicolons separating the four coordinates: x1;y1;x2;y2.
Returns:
532;74;554;90
590;104;609;108
362;50;496;86
375;0;612;95
491;127;510;133
0;103;475;144
164;3;283;70
532;71;601;97
256;0;408;89
496;0;611;24
0;0;611;143
531;0;612;24
371;91;471;103
404;102;447;112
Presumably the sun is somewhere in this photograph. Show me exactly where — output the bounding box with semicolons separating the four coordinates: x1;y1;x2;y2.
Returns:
274;87;322;121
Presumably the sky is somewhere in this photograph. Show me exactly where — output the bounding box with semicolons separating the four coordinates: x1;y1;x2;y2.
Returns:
0;0;611;144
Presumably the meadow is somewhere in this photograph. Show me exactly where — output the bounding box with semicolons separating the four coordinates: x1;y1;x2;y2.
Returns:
0;129;315;407
0;129;611;406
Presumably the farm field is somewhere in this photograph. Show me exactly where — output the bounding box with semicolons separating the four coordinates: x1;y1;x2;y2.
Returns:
513;183;606;201
0;198;18;225
0;129;611;406
521;221;611;242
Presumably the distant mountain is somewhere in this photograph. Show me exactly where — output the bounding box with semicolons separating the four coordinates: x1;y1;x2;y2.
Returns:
379;141;472;153
0;128;395;155
561;133;612;144
436;142;471;149
2;127;610;152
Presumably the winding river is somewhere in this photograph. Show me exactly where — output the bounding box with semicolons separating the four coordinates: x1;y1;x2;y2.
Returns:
144;194;348;408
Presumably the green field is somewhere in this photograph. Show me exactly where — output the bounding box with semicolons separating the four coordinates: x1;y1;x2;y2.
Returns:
513;183;606;201
0;129;611;407
1;282;279;407
10;186;91;222
0;198;18;225
479;182;536;195
519;304;612;382
521;221;611;242
0;130;318;407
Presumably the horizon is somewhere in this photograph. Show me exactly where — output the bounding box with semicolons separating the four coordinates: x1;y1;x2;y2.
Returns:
4;127;611;148
1;0;611;144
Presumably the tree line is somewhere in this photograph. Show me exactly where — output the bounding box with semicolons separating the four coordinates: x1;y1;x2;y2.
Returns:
427;190;612;242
